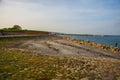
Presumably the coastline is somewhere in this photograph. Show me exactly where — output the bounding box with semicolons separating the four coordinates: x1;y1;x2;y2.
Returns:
61;34;120;48
63;37;120;54
6;35;120;59
1;35;120;80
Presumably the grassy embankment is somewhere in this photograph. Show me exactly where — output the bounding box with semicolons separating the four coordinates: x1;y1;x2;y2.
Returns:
0;29;48;32
0;38;120;80
0;29;49;36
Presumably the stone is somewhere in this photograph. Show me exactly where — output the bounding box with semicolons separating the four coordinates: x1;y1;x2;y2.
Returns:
80;77;89;80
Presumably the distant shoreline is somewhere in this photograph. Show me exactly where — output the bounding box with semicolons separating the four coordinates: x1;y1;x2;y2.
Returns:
60;34;120;37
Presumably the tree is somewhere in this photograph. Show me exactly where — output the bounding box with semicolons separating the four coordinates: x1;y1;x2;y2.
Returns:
1;25;22;31
12;25;22;30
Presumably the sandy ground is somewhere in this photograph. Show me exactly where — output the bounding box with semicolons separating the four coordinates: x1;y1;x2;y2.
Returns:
10;36;120;60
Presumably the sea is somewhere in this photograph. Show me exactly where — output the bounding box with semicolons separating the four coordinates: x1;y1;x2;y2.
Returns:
64;35;120;48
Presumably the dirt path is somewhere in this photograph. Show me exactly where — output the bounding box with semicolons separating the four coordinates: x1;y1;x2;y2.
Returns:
11;37;120;59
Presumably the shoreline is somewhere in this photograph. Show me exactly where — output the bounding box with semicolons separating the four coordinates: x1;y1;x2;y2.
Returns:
63;37;120;54
6;35;120;60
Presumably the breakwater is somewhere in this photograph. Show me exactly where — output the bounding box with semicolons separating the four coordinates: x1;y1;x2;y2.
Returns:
64;37;120;53
65;35;120;48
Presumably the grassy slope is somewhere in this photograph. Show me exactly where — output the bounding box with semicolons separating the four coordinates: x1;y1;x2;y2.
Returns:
0;29;48;32
0;38;120;80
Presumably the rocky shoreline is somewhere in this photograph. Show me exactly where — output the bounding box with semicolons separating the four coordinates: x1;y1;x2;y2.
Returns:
8;36;120;60
63;37;120;54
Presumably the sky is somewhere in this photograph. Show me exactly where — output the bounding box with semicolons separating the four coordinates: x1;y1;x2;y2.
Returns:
0;0;120;35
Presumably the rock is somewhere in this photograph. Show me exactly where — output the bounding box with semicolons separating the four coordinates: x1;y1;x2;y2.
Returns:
117;77;120;80
80;77;89;80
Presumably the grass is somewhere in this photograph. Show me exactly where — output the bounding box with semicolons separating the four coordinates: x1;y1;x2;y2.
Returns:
0;39;57;80
0;38;120;80
0;29;48;32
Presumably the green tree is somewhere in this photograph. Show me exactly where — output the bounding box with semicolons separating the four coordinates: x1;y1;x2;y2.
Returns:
12;25;22;30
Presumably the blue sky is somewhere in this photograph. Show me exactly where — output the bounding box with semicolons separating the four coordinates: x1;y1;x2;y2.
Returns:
0;0;120;35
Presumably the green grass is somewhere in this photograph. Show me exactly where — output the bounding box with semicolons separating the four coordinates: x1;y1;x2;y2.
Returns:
0;29;48;33
0;38;120;80
0;39;57;80
0;49;57;80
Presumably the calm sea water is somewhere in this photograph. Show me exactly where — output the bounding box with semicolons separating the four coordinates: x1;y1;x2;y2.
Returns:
65;35;120;48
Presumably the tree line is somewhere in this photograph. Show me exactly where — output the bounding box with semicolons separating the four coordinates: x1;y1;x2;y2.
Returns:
1;25;22;31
